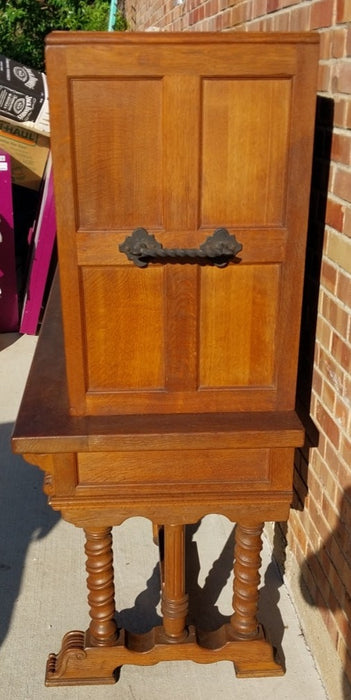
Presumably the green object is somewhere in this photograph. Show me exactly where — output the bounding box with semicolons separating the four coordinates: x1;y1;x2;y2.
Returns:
0;1;127;71
108;0;118;31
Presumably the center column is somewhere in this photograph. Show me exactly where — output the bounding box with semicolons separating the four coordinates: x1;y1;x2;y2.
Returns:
161;524;189;642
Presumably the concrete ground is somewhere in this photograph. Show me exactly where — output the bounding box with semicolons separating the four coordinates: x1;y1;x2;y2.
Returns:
0;332;329;699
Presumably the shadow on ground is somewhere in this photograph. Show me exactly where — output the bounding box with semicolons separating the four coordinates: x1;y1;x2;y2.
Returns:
0;422;59;645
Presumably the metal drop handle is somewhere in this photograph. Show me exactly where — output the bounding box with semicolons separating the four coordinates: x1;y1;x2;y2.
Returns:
119;227;243;268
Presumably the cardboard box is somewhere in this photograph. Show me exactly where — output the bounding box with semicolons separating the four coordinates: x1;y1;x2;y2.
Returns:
0;120;49;190
0;56;50;190
0;55;49;135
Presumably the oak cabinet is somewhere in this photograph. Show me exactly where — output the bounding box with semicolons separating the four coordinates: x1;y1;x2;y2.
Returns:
46;32;319;417
12;32;319;686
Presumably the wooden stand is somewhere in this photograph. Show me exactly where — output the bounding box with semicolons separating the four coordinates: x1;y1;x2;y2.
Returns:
13;278;305;685
13;32;319;687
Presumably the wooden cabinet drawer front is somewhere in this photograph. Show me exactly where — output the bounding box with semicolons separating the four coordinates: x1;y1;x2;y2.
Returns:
77;449;270;488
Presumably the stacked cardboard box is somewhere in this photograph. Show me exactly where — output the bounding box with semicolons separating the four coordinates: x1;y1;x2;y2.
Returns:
0;55;50;191
0;55;56;333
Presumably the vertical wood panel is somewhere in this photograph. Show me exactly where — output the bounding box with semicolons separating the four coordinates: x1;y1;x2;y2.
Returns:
82;266;165;390
199;265;279;387
165;266;198;391
163;75;200;232
201;79;291;227
71;78;163;230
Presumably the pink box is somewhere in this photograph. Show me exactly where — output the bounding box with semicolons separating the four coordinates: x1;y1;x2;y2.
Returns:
20;153;56;334
0;149;19;331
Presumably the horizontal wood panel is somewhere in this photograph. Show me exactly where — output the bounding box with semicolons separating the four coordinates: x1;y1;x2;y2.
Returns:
77;448;270;485
76;229;287;265
48;32;319;46
85;387;277;415
48;40;300;78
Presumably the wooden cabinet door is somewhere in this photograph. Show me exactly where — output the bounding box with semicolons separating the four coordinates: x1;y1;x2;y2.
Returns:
46;32;319;415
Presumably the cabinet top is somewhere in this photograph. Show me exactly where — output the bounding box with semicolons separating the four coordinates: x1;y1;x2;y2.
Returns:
46;30;320;46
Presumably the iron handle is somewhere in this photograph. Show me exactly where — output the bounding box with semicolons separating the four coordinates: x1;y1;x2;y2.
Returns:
119;227;242;268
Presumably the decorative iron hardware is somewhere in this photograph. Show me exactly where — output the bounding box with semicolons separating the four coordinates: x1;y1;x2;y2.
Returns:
119;227;243;268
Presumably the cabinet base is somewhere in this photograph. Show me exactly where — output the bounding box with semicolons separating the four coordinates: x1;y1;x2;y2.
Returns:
45;623;284;686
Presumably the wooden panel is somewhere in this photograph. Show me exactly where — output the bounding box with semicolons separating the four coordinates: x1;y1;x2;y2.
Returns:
45;33;319;416
199;264;280;388
82;266;165;390
201;79;291;227
163;75;200;231
76;228;287;266
164;266;198;391
71;78;163;230
77;449;270;486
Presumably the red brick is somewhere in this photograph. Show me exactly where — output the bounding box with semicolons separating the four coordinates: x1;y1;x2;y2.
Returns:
333;603;349;640
343;371;351;402
322;293;349;340
317;346;345;394
319;30;332;60
335;456;351;490
221;7;232;27
332;28;347;58
272;11;291;31
328;537;351;592
321;376;336;411
299;554;318;598
316;315;333;350
346;27;351;56
315;400;341;448
337;0;351;22
312;365;323;397
321;259;338;293
318;62;332;92
326;197;345;232
334;99;347;127
333;167;351;201
308;460;324;498
289;5;311;31
337;270;351;305
344;207;351;237
331;131;351;166
252;0;267;17
335;396;348;430
341;435;351;466
311;0;335;29
324;444;345;496
337;61;351;94
339;638;351;688
344;99;351;128
333;98;351;129
331;332;351;371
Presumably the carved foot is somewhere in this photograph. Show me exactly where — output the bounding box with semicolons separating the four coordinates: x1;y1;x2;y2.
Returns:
231;625;284;678
45;631;119;686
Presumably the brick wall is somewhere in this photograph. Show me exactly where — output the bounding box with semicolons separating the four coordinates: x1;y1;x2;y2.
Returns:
122;1;351;695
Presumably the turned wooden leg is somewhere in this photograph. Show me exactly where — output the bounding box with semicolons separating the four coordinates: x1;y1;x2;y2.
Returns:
161;524;188;642
84;527;118;646
230;522;264;640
